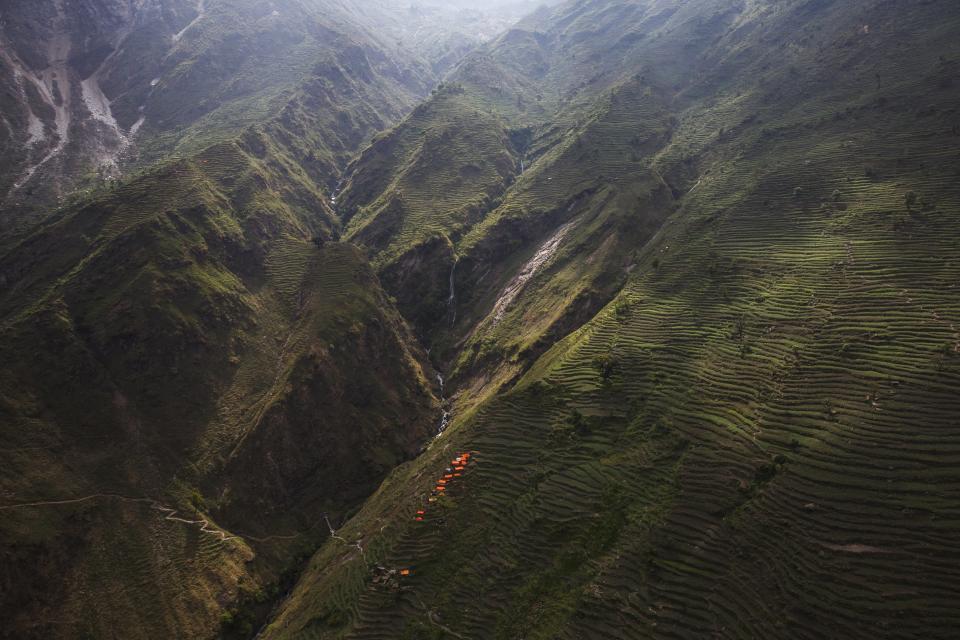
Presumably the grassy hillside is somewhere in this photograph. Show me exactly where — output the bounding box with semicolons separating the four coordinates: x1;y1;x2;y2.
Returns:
0;0;434;239
257;0;960;638
2;0;958;637
0;128;438;638
334;0;776;368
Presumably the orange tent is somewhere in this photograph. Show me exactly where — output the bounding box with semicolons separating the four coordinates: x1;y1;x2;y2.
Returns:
400;569;411;576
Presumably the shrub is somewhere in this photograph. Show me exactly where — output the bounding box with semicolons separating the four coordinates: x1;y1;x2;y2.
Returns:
905;191;917;209
189;488;206;512
592;354;619;380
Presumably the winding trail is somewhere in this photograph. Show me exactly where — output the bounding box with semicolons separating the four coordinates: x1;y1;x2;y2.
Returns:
153;504;239;542
0;493;241;544
324;513;365;557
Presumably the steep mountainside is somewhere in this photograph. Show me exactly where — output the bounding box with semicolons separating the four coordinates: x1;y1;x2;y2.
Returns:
256;0;960;638
0;2;454;638
2;0;959;639
0;0;436;237
0;131;439;639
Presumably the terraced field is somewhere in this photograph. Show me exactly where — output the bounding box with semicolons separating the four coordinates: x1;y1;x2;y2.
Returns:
257;1;960;638
263;116;960;637
3;0;959;638
341;87;517;268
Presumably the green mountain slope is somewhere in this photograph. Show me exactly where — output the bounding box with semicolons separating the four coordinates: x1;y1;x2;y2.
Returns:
2;0;959;638
333;0;777;386
256;0;960;638
0;0;435;237
0;106;438;640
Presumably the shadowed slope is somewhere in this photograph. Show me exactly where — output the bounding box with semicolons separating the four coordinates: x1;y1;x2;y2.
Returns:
0;132;438;638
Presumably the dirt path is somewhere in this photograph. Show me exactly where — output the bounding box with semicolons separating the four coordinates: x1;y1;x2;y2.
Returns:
324;513;365;557
0;493;150;511
0;493;242;544
153;504;239;542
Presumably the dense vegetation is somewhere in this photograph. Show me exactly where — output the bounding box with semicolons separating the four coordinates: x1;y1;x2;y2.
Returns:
1;0;958;638
259;0;960;638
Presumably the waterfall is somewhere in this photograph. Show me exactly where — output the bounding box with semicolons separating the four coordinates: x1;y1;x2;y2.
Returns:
435;373;450;437
447;260;457;326
330;178;344;210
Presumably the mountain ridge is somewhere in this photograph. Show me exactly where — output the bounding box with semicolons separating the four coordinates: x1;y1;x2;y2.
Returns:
253;0;960;637
2;0;959;638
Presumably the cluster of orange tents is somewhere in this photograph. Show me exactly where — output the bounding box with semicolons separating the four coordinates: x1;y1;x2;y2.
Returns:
394;452;474;579
415;452;473;520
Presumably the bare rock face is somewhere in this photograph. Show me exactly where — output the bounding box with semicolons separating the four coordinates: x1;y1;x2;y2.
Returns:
0;0;195;226
0;0;446;237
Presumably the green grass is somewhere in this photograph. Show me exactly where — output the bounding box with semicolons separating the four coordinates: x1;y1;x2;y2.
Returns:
258;1;960;638
342;86;517;267
0;126;438;638
3;0;960;638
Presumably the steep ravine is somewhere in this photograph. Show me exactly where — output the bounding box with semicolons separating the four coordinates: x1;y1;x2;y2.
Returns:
2;0;73;194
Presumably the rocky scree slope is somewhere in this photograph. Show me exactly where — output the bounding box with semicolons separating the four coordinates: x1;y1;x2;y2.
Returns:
0;0;435;238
